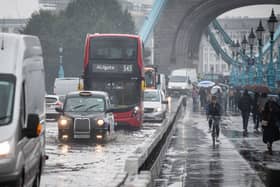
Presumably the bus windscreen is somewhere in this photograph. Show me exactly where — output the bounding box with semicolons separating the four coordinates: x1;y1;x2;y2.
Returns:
90;37;137;60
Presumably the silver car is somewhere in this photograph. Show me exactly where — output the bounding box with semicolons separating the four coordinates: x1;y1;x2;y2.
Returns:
143;89;168;122
45;95;64;120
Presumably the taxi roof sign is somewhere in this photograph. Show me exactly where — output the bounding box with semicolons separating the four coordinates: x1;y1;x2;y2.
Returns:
79;91;92;96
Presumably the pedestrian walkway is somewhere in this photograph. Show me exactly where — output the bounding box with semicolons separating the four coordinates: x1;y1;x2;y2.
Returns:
156;102;265;187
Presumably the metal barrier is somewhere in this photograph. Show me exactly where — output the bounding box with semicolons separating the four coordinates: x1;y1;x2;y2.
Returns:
123;96;186;186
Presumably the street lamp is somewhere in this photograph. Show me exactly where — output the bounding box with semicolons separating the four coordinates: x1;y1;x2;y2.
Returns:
241;35;248;86
248;28;256;85
229;41;239;86
256;20;265;85
267;9;278;89
58;44;64;78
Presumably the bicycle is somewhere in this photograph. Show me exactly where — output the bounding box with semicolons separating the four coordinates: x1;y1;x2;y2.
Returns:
209;115;220;148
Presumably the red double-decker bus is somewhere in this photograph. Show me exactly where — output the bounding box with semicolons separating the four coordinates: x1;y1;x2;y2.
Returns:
83;33;144;128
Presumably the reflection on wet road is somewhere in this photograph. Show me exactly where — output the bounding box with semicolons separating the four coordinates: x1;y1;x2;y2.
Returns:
41;121;159;187
156;101;264;187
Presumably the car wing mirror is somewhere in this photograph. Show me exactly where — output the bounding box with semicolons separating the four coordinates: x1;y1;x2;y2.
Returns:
23;114;42;138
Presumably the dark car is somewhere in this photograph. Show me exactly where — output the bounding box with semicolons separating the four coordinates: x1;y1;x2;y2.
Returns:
55;91;115;141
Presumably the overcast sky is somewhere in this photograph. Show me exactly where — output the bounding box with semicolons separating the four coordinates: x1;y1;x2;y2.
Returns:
0;0;39;18
0;1;280;19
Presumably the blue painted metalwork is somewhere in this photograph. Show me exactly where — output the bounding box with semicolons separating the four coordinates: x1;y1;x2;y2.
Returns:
138;0;167;44
207;27;241;66
212;19;280;58
58;46;64;78
276;45;280;87
58;63;64;78
267;38;276;89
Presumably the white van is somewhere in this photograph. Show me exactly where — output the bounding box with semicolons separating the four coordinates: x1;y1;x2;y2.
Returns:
53;77;83;95
167;68;197;96
0;33;46;186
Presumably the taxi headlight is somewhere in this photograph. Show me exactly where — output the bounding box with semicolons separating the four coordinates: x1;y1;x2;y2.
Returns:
58;116;71;127
97;119;105;126
60;119;68;126
0;141;10;156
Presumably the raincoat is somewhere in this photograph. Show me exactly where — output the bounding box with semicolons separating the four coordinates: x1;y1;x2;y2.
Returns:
262;100;280;144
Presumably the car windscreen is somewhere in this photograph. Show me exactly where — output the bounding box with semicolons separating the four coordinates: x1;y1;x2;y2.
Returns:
64;96;105;112
0;74;16;126
169;76;186;82
46;97;58;104
90;37;137;60
144;91;160;102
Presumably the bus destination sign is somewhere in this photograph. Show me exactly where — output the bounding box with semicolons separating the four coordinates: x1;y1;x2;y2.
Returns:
92;64;133;73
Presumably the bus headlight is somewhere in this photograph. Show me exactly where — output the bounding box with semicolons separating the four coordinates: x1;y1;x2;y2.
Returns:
97;119;104;126
132;106;140;116
0;141;10;157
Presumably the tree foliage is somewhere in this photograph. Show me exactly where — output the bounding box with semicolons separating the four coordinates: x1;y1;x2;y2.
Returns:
22;0;135;93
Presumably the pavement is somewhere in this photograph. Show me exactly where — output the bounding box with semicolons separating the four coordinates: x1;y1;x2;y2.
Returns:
155;100;280;187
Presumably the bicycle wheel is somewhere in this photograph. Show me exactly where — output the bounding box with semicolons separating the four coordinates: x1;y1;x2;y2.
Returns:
212;125;215;148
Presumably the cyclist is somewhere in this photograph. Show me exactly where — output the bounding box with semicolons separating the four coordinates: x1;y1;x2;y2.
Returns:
206;95;222;142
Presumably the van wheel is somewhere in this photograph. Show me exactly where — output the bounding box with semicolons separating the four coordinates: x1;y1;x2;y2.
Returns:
14;172;24;187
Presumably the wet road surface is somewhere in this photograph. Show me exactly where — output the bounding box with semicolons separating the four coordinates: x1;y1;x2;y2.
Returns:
156;100;265;187
40;121;162;187
40;97;178;187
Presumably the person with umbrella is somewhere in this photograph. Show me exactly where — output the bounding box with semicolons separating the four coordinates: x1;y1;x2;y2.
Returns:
261;99;280;154
238;89;253;135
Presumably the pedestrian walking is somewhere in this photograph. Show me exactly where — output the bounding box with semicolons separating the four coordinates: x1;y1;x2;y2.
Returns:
222;88;228;115
200;88;207;109
238;89;252;135
261;99;280;154
192;86;199;112
234;88;241;112
228;87;234;111
252;92;260;132
257;93;268;123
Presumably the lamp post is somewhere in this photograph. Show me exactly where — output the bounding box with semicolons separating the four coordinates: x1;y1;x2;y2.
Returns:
241;35;248;86
256;20;265;85
230;41;237;86
58;44;64;78
229;41;240;86
276;45;280;88
248;28;256;85
267;9;278;89
235;40;240;86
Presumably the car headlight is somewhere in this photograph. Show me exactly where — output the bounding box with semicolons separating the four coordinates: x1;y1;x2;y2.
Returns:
156;107;162;112
97;119;105;126
58;116;71;127
0;141;10;157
